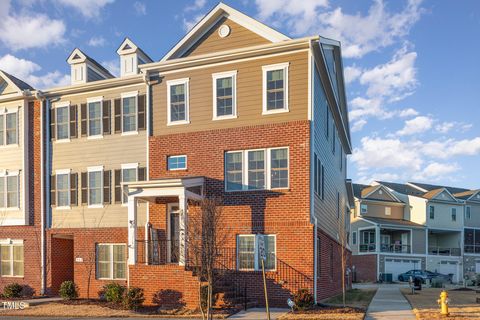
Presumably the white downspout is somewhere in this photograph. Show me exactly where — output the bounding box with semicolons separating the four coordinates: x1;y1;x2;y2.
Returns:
314;217;318;304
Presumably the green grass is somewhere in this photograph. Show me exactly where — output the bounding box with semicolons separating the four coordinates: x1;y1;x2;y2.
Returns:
323;289;377;308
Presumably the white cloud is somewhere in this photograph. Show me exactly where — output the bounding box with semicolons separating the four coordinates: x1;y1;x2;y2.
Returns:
102;59;120;77
419;162;460;180
255;0;423;58
183;14;204;32
88;36;106;47
396;116;433;136
133;1;146;15
54;0;115;18
0;1;65;51
344;65;362;84
398;108;419;117
351;119;367;132
0;54;69;89
185;0;207;12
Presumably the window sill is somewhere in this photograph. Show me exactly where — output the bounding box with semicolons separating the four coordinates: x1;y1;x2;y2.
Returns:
97;278;127;281
262;108;289;115
225;188;290;193
56;206;71;210
1;275;24;278
0;144;20;149
167;120;190;126
212;115;237;121
121;131;139;137
88;204;104;209
1;207;21;212
87;135;104;140
168;168;187;171
54;139;71;144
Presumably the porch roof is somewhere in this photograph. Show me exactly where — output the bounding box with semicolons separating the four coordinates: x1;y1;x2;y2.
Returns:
362;217;425;229
126;176;204;202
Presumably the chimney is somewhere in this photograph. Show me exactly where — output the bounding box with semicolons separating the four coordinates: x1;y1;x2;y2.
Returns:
67;48;114;85
117;38;153;77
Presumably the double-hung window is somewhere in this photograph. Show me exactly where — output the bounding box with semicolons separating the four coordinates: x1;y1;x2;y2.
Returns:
122;92;137;133
0;242;23;277
0;111;18;146
167;155;187;171
56;105;70;140
225;147;289;191
0;172;20;209
88;167;103;207
262;63;289;114
213;71;237;119
360;204;368;215
121;164;138;204
167;79;189;125
87;98;102;137
56;170;70;208
466;206;471;220
237;234;276;271
97;244;126;280
429;206;435;219
451;208;457;221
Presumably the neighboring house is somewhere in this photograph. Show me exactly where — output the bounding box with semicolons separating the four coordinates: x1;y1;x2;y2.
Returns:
0;71;42;293
41;40;152;295
350;184;426;282
454;189;480;277
124;3;353;307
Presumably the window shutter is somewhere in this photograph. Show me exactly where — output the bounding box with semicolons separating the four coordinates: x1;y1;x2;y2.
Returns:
80;103;87;137
138;94;146;131
114;169;122;204
103;100;111;135
70;173;78;206
103;170;111;204
50;108;56;140
114;98;121;133
81;172;88;205
69;105;77;139
138;167;146;181
50;175;56;206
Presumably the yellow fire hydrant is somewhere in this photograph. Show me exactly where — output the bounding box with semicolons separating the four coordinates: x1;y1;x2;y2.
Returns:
437;290;449;316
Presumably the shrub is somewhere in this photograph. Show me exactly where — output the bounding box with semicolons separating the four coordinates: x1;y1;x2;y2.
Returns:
102;283;126;304
123;287;145;310
59;281;78;300
293;288;314;311
3;283;23;299
200;285;218;311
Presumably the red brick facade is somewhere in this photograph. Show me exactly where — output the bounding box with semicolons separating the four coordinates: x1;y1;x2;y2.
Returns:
351;254;377;283
0;100;42;295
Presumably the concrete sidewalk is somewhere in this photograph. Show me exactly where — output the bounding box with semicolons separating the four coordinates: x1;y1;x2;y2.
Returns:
365;286;415;320
229;308;288;319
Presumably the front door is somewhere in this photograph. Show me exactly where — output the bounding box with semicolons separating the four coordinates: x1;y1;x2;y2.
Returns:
168;204;180;263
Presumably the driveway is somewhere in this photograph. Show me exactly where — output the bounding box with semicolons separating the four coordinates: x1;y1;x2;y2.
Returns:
365;285;415;320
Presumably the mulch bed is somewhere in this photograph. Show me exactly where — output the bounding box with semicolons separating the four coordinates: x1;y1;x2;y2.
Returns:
293;305;364;314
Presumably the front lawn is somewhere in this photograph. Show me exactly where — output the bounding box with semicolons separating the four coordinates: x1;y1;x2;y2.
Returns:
401;287;480;319
279;288;376;320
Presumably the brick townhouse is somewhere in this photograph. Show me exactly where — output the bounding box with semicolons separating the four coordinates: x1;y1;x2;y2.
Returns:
0;2;353;308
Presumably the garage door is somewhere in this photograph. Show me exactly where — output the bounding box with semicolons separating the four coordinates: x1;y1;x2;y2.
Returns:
439;261;459;283
385;258;421;281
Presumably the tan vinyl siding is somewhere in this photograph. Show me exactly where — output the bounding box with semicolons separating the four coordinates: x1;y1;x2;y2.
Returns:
367;189;398;202
183;17;271;58
50;84;147;228
360;202;405;220
152;51;308;136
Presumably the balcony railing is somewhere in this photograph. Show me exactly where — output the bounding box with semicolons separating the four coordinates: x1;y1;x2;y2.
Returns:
428;247;461;256
380;244;411;253
136;240;179;265
359;244;376;252
464;245;480;254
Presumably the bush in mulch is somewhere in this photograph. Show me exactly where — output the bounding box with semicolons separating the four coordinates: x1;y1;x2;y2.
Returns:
293;288;315;311
3;283;23;299
59;281;78;300
123;287;145;310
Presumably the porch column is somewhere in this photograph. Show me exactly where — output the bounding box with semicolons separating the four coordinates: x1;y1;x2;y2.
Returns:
127;196;138;265
178;192;187;266
375;226;381;253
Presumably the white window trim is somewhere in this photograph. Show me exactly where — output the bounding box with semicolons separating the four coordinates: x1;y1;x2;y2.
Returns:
385;207;391;216
167;78;190;126
0;108;19;148
0;171;20;211
87;166;104;208
167;155;187;171
225;147;289;192
54;102;71;143
120;91;139;136
237;234;276;272
96;243;127;280
86;96;103;140
360;203;368;215
466;206;471;219
121;163;139;206
0;241;24;278
212;70;237;120
352;231;357;245
262;62;289;115
55;169;71;210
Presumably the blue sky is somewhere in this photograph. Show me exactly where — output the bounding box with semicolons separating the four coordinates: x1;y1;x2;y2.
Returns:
0;0;479;188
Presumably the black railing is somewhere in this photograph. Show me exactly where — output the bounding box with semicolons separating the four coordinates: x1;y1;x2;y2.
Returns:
380;244;411;253
465;245;480;254
359;244;376;252
136;240;180;265
428;247;461;256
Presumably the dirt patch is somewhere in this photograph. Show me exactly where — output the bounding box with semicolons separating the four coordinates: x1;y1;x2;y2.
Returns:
322;288;377;308
401;287;480;319
279;306;364;320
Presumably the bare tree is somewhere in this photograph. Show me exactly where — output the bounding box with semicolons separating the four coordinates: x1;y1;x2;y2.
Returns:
187;198;228;320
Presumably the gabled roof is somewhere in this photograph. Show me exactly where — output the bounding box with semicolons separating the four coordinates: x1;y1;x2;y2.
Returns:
408;182;470;195
161;2;290;61
362;217;425;228
352;183;402;203
116;38;153;63
454;189;480;201
422;187;459;202
377;181;429;197
0;70;33;92
67;48;114;79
